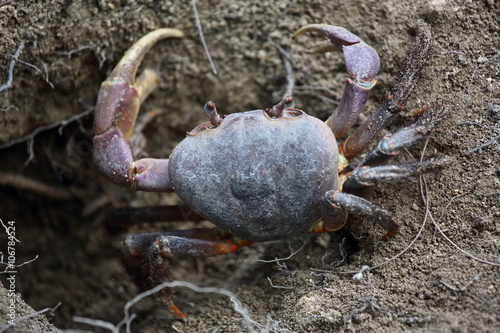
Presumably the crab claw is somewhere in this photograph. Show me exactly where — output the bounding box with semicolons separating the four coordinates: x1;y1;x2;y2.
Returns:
293;24;380;138
92;29;183;191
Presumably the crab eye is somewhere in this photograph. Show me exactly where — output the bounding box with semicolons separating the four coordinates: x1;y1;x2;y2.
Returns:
203;101;223;127
283;95;294;108
204;101;216;114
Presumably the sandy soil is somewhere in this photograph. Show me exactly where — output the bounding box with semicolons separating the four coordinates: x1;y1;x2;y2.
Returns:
0;0;498;332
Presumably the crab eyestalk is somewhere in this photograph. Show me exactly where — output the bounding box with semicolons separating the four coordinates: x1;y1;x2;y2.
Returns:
293;24;380;139
266;96;294;118
204;101;223;127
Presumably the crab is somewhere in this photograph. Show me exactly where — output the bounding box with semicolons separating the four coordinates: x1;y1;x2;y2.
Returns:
92;25;447;317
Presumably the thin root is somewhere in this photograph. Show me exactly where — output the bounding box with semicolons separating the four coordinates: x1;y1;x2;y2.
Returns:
191;0;218;75
72;280;275;333
0;43;24;93
268;36;295;99
0;302;61;333
440;272;483;292
0;173;74;200
0;107;93;166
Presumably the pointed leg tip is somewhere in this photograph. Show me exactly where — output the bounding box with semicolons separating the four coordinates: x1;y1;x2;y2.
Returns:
157;28;184;39
171;304;188;319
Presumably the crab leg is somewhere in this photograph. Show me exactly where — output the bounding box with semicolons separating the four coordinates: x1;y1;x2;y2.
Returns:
342;157;451;199
92;29;183;191
355;104;444;169
342;104;451;198
121;229;252;317
325;191;401;240
293;24;380;139
341;26;433;159
310;200;348;233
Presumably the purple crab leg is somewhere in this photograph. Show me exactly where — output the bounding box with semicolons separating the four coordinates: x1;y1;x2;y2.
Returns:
92;28;183;191
356;104;445;168
341;26;433;159
293;24;380;138
341;104;451;198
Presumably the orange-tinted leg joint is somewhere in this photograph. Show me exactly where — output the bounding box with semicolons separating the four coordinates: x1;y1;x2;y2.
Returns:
171;304;188;319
